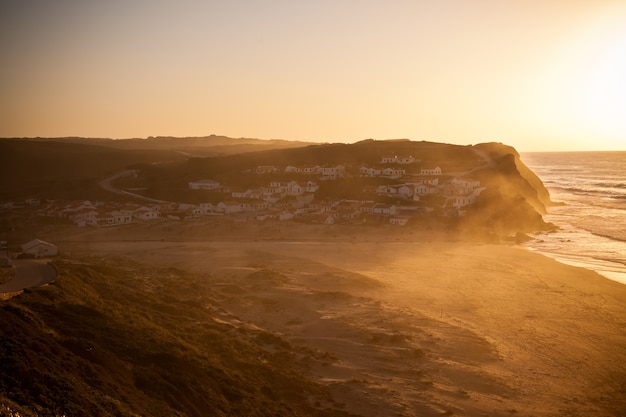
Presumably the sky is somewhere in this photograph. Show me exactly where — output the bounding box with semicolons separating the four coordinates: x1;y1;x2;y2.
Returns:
1;0;625;152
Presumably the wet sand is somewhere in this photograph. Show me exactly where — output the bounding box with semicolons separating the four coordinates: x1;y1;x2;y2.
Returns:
52;223;626;416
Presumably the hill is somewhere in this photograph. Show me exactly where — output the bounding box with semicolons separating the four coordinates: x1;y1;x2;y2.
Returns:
0;139;185;200
4;135;314;157
0;256;354;417
0;136;311;200
129;139;554;234
0;137;554;235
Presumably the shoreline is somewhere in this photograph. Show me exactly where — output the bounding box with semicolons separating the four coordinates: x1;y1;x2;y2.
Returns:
525;247;626;285
525;216;626;286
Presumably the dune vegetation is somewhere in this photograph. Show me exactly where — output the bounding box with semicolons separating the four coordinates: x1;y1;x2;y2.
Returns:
0;256;355;417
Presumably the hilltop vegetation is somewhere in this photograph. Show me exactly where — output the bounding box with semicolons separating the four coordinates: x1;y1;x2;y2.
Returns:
0;257;354;417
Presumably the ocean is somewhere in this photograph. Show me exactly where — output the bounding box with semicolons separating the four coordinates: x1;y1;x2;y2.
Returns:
520;151;626;285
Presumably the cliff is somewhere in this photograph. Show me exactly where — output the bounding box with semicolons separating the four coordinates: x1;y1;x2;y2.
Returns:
458;142;555;235
0;137;555;236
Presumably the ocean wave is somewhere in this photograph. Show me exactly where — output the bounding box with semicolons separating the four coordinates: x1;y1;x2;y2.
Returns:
575;227;626;245
595;182;626;189
562;186;603;195
560;186;626;199
528;151;626;280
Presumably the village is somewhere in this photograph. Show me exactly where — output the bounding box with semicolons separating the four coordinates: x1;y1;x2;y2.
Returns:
1;154;485;230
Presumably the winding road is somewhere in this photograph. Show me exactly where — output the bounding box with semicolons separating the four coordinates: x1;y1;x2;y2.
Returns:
0;260;57;293
98;169;169;203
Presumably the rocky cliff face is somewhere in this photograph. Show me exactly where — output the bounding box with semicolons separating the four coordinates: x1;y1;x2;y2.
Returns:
462;142;555;235
474;142;552;210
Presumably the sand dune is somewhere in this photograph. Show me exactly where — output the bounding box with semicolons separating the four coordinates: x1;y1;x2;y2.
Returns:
54;225;626;416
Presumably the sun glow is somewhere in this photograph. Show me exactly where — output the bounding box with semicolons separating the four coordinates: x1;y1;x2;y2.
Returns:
584;31;626;141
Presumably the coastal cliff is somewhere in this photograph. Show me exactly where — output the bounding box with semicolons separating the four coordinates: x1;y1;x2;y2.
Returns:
0;137;554;235
460;142;555;235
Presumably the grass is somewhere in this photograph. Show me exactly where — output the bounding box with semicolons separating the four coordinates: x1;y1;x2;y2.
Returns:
0;267;12;284
0;256;356;417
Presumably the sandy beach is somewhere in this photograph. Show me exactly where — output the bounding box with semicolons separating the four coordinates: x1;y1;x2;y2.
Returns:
50;221;626;416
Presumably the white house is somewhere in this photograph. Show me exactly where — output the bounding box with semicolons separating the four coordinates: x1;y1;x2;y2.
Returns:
89;214;116;227
196;203;214;215
414;183;439;195
381;167;405;179
241;199;271;211
109;211;133;225
359;201;376;214
230;188;256;199
360;166;382;177
134;208;160;221
286;181;304;196
304;181;319;193
69;207;98;227
451;195;476;208
301;165;321;175
397;156;415;164
21;239;58;258
381;155;415;164
372;204;396;216
420;166;442;176
189;179;221;190
376;185;398;195
217;201;243;214
389;217;409;226
320;165;345;180
256;165;278;174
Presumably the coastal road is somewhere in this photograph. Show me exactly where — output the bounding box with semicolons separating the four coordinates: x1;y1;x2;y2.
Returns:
0;259;57;293
98;169;168;203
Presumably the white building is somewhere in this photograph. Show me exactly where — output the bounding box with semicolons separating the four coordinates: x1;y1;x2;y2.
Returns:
381;167;406;179
320;165;345;180
216;201;243;214
189;179;221;190
389;217;409;226
21;239;58;258
360;166;382;177
420;166;442;176
381;155;415;164
109;211;133;225
134;208;160;221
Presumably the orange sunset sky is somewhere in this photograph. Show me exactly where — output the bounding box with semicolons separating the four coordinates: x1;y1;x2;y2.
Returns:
1;1;625;151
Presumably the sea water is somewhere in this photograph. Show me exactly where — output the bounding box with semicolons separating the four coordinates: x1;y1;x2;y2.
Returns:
520;151;626;284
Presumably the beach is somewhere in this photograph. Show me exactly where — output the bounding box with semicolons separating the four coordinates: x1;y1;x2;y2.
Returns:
521;151;626;286
52;221;626;416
